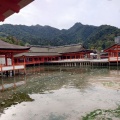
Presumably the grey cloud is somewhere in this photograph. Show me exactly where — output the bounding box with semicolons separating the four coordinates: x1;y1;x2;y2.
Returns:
0;0;120;29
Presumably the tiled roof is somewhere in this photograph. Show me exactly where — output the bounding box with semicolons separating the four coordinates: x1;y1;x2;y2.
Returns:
30;43;84;53
14;52;61;57
0;40;30;50
14;43;90;57
30;47;50;52
104;44;120;52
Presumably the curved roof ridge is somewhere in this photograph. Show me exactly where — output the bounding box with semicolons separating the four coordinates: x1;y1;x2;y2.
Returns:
0;39;30;50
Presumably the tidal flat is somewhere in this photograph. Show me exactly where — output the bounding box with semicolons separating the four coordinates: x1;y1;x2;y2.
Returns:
0;66;120;120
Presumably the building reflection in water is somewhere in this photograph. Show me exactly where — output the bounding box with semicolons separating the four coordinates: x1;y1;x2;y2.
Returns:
0;75;26;91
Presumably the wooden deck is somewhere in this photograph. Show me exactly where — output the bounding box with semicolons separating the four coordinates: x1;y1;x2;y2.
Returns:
0;65;25;72
47;58;108;63
43;58;110;67
14;58;120;67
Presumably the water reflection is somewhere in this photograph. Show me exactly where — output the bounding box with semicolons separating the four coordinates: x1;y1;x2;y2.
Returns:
0;66;120;120
24;67;92;94
0;75;26;91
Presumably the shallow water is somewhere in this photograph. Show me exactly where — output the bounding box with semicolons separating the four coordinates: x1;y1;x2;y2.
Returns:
0;66;120;120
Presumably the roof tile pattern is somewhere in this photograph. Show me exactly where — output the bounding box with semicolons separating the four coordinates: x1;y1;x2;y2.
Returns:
15;44;86;57
30;44;84;53
0;40;30;50
15;52;61;57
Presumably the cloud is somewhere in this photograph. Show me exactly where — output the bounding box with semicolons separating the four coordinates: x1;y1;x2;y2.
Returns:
0;0;120;29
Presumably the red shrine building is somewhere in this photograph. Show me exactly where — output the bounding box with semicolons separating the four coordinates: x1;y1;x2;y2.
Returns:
0;40;30;75
14;44;93;66
0;0;34;76
104;36;120;63
104;44;120;63
0;0;120;76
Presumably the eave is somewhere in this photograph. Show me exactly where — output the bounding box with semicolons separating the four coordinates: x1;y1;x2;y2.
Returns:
0;0;34;21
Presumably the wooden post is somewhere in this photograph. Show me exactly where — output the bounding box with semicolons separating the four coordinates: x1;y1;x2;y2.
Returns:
1;65;3;77
11;53;15;76
6;71;9;77
117;45;118;66
16;58;18;64
23;56;26;74
108;51;110;66
5;54;8;66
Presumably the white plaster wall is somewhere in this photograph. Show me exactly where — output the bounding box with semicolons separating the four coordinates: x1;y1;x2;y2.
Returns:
0;57;12;65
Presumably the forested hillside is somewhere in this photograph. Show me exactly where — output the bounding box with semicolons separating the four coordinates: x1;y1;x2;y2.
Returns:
0;23;120;50
0;33;24;46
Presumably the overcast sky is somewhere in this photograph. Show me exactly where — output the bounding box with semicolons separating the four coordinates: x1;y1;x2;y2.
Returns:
0;0;120;29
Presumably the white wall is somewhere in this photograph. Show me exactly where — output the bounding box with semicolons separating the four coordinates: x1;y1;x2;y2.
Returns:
0;56;12;65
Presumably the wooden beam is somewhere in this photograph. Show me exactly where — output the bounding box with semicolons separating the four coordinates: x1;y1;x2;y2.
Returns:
0;14;5;21
0;0;20;13
0;49;29;54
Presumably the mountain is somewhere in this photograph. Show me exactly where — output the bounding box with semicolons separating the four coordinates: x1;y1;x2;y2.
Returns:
0;23;120;50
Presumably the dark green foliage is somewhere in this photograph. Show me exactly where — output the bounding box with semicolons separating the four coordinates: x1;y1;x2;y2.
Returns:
84;25;120;49
0;92;33;109
0;34;24;46
0;23;120;49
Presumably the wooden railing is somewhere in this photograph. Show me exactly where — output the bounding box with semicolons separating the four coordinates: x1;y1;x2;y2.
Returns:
15;60;44;65
0;64;25;72
109;57;120;62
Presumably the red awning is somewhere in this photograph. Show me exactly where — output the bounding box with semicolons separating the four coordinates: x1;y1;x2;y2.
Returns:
0;0;34;21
